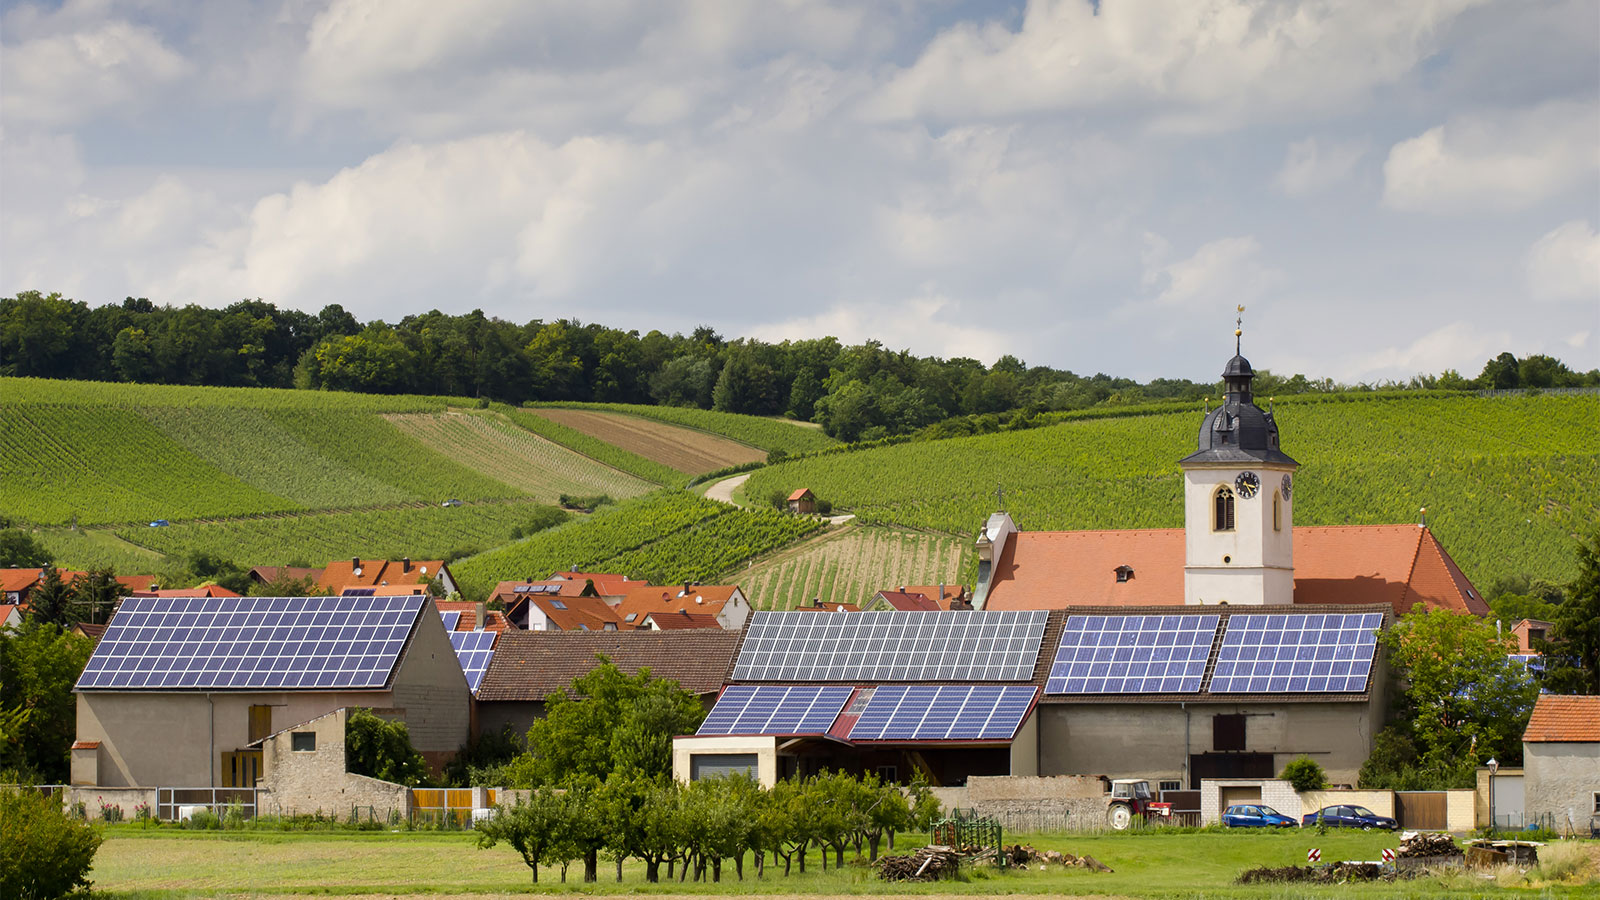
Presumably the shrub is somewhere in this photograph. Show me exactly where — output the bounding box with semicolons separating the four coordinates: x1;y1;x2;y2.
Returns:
0;787;103;899
97;797;123;823
184;809;221;830
1281;756;1328;792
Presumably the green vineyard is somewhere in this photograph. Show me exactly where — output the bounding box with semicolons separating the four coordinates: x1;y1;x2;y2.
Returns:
535;401;838;454
738;526;969;610
742;393;1600;590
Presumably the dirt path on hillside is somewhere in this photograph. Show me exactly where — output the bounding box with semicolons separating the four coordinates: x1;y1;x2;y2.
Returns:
705;472;751;505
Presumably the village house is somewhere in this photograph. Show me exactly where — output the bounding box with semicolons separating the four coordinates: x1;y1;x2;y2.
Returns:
613;583;751;631
317;557;456;596
1520;694;1600;830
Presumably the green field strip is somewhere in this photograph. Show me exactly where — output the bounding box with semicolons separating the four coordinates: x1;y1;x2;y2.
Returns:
109;501;569;569
0;405;303;526
498;406;684;486
33;527;183;579
261;408;520;503
0;376;465;412
140;405;413;508
384;411;657;501
535;401;839;454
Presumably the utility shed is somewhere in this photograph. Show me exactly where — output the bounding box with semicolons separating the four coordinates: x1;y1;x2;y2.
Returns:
1521;694;1600;829
473;629;742;739
73;594;469;788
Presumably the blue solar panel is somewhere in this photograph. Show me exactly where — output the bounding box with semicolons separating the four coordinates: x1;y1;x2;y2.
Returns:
75;595;425;690
1045;614;1220;694
448;630;496;693
733;611;1049;681
439;610;461;630
849;685;1037;741
1209;612;1382;693
697;685;855;735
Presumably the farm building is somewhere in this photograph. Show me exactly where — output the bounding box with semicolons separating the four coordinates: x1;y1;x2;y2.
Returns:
1520;694;1600;829
787;488;816;513
72;593;470;788
473;629;741;739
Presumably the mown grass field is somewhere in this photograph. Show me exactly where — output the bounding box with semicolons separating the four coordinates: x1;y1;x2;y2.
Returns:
744;393;1600;589
530;408;767;475
87;827;1600;897
738;526;969;609
536;401;839;455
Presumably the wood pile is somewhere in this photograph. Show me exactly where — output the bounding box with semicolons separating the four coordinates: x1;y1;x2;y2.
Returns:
971;845;1114;872
1397;832;1461;858
876;845;961;881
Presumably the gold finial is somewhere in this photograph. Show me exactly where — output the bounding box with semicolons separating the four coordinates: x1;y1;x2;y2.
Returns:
1234;305;1245;353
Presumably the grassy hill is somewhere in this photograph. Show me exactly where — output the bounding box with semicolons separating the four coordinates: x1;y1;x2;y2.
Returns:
743;392;1600;591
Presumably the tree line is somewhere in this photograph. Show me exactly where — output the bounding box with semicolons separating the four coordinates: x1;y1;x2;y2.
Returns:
4;291;1594;442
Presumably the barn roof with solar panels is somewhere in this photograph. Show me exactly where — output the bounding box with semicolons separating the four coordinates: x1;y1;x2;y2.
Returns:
75;594;438;692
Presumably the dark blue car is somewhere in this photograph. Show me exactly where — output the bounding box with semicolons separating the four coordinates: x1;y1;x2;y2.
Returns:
1221;804;1298;828
1301;805;1399;830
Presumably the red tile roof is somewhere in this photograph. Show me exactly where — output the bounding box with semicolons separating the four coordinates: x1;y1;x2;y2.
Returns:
527;595;623;632
902;584;968;609
476;629;743;701
788;488;814;501
0;604;20;623
318;558;446;592
130;586;241;598
615;584;741;627
642;611;723;630
549;572;642;595
874;590;940;612
71;741;100;750
1523;695;1600;742
433;600;508;632
0;569;159;595
984;525;1487;617
491;579;597;602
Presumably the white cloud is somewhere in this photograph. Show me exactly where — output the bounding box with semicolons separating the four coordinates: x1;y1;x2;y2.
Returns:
1382;101;1600;212
0;18;190;127
1275;138;1367;196
749;292;1012;364
1149;236;1281;308
1347;320;1509;380
865;0;1484;130
1524;220;1600;302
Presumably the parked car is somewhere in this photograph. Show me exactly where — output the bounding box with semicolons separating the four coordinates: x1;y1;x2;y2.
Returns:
148;519;170;527
1221;804;1298;828
440;498;462;507
1301;805;1399;830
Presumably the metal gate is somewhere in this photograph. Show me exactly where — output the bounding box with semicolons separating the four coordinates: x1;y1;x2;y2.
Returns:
1395;792;1447;830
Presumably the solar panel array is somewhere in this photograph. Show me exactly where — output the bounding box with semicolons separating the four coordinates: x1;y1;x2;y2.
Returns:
76;595;424;690
848;685;1038;741
1209;612;1381;693
448;630;497;693
439;610;461;631
733;611;1048;682
1045;615;1220;694
697;685;855;736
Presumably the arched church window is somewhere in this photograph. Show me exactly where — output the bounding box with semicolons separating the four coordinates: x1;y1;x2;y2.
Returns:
1214;486;1235;532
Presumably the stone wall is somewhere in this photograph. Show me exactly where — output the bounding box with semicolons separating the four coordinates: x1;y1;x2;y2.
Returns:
63;786;156;822
1524;741;1600;828
258;708;409;821
1200;779;1302;823
1298;788;1395;819
959;775;1109;831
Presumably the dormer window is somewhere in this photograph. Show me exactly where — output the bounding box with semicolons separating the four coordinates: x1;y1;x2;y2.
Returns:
1114;565;1135;583
1214;486;1235;532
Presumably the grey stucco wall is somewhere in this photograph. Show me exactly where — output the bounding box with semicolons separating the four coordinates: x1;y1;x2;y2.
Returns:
388;611;471;761
1035;699;1378;786
1524;742;1600;828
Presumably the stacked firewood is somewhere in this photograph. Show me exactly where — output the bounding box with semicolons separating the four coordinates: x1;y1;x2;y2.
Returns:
1397;832;1460;858
877;845;961;881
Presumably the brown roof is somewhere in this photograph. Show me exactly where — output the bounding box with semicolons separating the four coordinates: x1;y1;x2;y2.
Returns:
491;579;597;604
130;586;241;598
317;558;446;592
74;622;108;639
0;569;159;595
903;584;967;608
476;629;743;701
528;595;623;632
549;572;642;596
642;611;722;630
985;525;1487;617
788;488;814;501
614;584;741;626
1523;695;1600;742
71;741;100;750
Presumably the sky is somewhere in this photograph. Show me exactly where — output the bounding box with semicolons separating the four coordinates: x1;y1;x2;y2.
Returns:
1;0;1597;384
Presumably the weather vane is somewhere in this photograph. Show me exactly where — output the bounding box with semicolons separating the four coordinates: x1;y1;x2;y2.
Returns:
1235;304;1245;354
995;482;1006;512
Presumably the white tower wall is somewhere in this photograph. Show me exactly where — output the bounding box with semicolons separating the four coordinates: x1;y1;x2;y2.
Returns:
1182;463;1295;605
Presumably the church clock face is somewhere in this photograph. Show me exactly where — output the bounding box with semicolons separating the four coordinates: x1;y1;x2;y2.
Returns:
1281;473;1293;499
1234;471;1260;498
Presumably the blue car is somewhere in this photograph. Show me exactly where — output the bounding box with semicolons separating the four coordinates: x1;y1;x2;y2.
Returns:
1301;805;1399;830
1222;804;1298;828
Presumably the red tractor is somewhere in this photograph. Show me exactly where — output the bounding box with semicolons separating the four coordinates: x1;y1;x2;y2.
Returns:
1106;779;1172;830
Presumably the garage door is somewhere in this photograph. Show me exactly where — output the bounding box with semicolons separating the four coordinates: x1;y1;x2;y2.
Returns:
691;753;758;780
1220;786;1263;809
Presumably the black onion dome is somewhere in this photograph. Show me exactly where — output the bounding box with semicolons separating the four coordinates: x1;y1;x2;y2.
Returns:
1179;353;1298;467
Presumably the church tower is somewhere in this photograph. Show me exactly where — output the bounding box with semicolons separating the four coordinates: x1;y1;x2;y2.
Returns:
1179;313;1298;605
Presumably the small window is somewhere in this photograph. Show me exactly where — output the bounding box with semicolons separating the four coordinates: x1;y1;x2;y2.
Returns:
1115;565;1135;583
551;599;567;610
1529;628;1545;644
1213;714;1246;752
624;613;637;623
1159;780;1181;792
1214;487;1235;531
876;765;898;783
1592;792;1599;814
291;732;315;752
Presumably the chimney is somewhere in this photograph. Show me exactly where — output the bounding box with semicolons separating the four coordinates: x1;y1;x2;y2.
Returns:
402;557;411;572
351;557;360;569
474;601;486;631
939;582;945;605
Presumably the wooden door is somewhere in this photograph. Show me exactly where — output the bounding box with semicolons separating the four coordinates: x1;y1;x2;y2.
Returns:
1396;792;1446;830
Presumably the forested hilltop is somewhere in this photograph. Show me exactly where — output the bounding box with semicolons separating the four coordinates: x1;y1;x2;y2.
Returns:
4;290;1595;442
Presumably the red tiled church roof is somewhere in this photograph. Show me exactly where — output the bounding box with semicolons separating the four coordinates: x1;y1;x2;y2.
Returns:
984;525;1487;617
1523;695;1600;742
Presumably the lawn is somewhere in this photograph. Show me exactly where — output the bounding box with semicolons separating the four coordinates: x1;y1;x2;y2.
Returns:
88;827;1599;898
